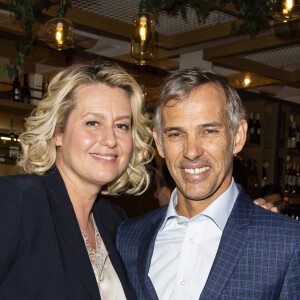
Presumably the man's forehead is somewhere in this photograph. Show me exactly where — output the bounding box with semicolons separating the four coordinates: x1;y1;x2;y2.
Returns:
162;87;227;120
164;83;226;106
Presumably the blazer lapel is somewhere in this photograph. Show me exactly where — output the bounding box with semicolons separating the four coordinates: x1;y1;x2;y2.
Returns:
92;204;137;300
42;168;100;300
137;208;167;300
200;190;252;300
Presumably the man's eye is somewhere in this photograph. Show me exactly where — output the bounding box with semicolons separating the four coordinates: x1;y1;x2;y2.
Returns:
86;121;99;126
205;129;218;134
168;132;181;137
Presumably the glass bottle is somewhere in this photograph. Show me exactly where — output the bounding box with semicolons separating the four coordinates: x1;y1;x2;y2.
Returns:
21;73;31;104
12;70;21;102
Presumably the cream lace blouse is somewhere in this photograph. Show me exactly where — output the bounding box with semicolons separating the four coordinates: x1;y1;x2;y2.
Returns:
81;216;126;299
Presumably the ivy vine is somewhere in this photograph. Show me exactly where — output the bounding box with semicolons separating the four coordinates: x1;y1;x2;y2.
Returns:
145;0;271;34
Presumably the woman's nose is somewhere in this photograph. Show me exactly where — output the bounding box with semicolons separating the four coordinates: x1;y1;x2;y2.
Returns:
100;128;117;148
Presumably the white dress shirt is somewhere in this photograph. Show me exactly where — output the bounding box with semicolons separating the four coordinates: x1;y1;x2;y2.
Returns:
148;179;238;300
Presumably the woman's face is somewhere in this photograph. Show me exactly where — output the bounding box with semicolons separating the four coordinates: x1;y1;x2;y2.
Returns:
54;83;133;192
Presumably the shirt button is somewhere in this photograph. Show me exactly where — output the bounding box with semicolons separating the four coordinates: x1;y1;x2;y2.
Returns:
189;238;195;244
180;280;186;285
178;218;183;224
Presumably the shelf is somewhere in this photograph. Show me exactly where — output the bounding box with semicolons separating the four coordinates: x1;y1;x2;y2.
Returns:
0;99;35;118
287;150;300;157
244;142;263;148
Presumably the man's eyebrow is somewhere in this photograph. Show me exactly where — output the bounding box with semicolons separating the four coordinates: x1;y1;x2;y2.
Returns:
199;122;223;128
163;122;225;134
163;126;183;133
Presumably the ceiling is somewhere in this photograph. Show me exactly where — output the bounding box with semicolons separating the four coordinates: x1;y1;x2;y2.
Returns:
0;0;299;104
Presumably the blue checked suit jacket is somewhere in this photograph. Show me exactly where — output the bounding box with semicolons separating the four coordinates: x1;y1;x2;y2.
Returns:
116;186;300;299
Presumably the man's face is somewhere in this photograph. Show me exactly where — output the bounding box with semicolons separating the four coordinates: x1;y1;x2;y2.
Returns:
153;83;246;211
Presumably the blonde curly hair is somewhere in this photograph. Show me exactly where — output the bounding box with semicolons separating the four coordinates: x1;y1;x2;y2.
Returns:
18;61;154;195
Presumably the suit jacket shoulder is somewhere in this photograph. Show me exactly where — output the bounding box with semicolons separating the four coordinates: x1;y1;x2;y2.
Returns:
116;205;167;300
201;187;300;300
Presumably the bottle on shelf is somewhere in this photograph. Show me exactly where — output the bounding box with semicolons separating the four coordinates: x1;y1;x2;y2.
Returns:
291;121;297;151
21;73;31;104
284;162;292;195
247;112;254;143
254;113;261;144
248;112;255;143
11;70;21;102
296;164;300;195
291;163;297;195
261;160;268;187
296;119;300;151
248;159;259;190
0;120;20;165
287;115;296;151
42;77;49;98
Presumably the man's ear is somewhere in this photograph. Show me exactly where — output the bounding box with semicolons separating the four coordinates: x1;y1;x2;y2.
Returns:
53;131;63;147
153;129;165;158
233;119;247;154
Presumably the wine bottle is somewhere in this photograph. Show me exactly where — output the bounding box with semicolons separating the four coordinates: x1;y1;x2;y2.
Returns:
296;119;300;151
254;113;261;144
248;112;255;143
21;73;31;104
12;70;21;102
291;121;297;151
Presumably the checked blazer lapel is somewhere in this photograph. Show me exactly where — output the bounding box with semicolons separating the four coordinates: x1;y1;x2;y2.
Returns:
137;210;166;300
200;190;252;300
42;168;100;300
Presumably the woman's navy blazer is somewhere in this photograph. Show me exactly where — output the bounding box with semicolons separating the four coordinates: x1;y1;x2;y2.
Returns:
0;166;136;300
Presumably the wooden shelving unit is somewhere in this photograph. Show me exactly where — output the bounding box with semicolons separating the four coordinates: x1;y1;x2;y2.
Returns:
0;99;35;118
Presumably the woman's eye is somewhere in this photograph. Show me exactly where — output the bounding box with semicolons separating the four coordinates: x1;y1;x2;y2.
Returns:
116;124;130;131
86;121;99;126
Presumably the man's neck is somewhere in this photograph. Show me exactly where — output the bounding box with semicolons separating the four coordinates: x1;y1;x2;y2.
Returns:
176;197;215;218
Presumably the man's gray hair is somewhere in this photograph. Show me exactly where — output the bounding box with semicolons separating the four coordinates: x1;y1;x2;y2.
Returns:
154;67;246;144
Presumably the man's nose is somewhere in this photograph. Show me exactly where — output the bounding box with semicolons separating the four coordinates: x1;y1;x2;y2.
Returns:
183;136;204;161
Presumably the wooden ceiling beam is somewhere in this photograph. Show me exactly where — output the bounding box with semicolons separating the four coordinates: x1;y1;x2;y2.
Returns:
157;20;242;49
203;23;300;59
210;56;298;84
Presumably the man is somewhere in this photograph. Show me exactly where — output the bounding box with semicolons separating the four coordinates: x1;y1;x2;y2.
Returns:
116;68;300;299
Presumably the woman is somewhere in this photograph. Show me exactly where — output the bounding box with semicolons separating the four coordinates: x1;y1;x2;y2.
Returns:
0;61;154;299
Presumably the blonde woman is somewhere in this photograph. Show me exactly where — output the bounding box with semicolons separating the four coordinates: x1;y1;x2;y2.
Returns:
0;61;153;299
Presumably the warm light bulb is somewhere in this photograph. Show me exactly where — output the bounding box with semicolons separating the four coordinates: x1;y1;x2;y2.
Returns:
139;16;147;43
269;0;300;21
285;0;294;11
56;22;63;45
244;78;251;86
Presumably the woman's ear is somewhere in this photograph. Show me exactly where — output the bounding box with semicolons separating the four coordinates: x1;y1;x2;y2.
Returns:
53;132;63;147
233;119;247;154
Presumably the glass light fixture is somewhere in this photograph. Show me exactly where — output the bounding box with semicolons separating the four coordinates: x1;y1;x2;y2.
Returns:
131;0;155;66
45;0;74;51
269;0;300;21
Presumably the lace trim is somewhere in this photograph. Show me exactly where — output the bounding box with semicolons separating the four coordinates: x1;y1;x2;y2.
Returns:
81;216;108;287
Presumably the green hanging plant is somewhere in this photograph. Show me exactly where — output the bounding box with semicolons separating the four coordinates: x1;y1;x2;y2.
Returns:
145;0;272;35
0;0;51;78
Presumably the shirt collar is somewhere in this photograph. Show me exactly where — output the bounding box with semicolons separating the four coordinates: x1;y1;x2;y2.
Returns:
160;178;239;231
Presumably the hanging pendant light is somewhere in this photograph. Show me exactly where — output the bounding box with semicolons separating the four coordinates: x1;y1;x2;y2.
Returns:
269;0;300;22
45;0;74;51
131;0;155;66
